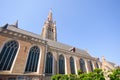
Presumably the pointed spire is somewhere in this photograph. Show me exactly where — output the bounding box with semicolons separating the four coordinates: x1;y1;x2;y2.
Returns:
13;20;18;28
2;23;8;29
102;56;106;61
47;9;53;21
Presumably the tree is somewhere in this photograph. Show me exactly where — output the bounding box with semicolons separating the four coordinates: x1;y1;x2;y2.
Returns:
109;68;120;80
77;69;105;80
51;68;105;80
93;68;105;80
51;74;69;80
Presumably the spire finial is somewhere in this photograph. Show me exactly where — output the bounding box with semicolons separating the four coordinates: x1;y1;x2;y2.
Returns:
102;56;106;61
13;20;18;28
47;9;53;21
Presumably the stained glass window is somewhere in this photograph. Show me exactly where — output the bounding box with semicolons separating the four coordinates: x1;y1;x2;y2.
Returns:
0;40;19;70
45;52;53;74
79;58;86;73
59;55;65;74
70;57;75;74
25;46;40;72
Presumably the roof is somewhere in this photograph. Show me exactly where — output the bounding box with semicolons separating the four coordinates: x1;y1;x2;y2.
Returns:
108;61;116;67
0;24;91;57
46;39;91;56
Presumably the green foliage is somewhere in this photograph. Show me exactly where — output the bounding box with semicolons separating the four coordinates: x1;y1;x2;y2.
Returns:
78;73;93;80
51;68;105;80
77;70;83;75
69;74;77;80
61;75;69;80
92;68;105;80
109;68;120;80
51;68;120;80
77;68;105;80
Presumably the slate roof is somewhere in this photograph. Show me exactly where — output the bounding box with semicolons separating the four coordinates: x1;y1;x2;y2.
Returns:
0;25;91;57
6;25;44;40
108;61;116;67
46;39;91;56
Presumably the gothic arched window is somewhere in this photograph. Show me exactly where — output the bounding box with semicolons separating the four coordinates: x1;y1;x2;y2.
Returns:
96;62;99;68
70;57;75;74
59;55;65;74
0;40;19;70
79;58;86;73
25;46;40;72
89;61;93;72
45;52;53;74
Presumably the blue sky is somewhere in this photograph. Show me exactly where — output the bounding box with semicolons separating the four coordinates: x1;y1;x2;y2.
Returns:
0;0;120;65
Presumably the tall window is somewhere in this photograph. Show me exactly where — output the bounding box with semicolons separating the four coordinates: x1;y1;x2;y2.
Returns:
96;62;99;68
45;52;53;74
8;78;16;80
0;40;19;70
79;58;86;73
70;57;75;74
89;61;93;72
59;55;65;74
25;46;40;72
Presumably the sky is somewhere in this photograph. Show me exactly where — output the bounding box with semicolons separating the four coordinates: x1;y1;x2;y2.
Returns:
0;0;120;65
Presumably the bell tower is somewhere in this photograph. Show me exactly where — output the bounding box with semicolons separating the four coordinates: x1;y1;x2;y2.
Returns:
41;10;57;41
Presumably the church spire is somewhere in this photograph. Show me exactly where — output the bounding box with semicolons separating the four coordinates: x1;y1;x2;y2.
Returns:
13;20;18;28
41;10;57;41
11;20;18;28
47;9;53;21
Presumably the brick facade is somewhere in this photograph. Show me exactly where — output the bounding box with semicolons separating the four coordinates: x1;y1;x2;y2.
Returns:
0;11;101;80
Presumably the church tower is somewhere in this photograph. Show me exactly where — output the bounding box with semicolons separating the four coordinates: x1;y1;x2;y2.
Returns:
41;10;57;41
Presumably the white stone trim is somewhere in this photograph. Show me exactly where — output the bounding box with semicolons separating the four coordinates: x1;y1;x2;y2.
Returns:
52;53;54;75
98;62;101;68
85;59;89;73
74;56;78;75
43;44;48;74
10;40;20;73
37;45;42;74
57;53;59;74
65;55;67;74
92;61;96;70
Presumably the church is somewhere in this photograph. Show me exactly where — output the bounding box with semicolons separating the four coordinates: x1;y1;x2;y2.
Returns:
0;11;101;80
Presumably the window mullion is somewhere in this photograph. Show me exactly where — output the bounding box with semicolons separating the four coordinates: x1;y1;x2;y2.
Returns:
2;47;12;70
26;52;32;72
6;47;16;70
0;46;9;64
30;51;34;72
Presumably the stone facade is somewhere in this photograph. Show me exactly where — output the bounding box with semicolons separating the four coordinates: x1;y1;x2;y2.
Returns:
0;11;101;80
102;56;117;80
